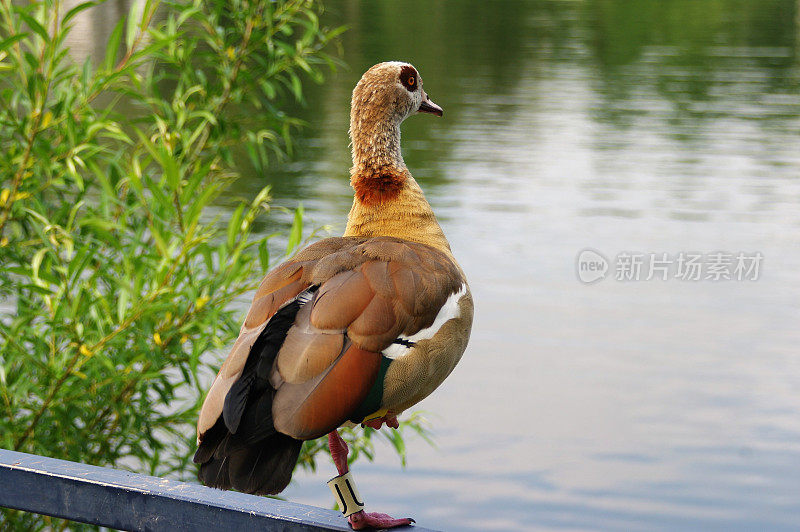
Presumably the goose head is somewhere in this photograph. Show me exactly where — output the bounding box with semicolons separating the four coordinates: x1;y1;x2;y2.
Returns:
349;62;442;170
351;61;442;122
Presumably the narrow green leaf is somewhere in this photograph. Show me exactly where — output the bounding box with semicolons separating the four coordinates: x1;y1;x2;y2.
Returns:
290;72;303;101
258;240;270;271
185;181;221;229
31;247;48;281
17;12;49;42
161;149;180;190
104;19;125;71
63;1;98;25
226;203;246;249
117;287;129;322
20;283;53;295
150;226;169;256
125;3;140;51
285;203;304;255
0;34;27;53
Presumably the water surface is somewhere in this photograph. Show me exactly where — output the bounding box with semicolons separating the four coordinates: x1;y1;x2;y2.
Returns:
254;2;800;530
70;1;800;529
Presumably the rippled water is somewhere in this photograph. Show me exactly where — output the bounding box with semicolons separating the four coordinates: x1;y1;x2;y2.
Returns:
251;2;800;530
72;1;800;529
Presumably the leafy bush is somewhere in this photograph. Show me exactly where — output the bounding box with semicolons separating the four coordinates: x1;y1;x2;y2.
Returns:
0;0;427;529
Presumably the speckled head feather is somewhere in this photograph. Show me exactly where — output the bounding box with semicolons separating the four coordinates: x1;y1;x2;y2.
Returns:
349;61;433;169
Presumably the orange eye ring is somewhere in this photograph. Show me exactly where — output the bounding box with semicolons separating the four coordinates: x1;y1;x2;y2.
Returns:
408;76;415;86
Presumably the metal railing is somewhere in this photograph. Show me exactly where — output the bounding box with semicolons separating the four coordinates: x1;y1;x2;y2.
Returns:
0;449;431;531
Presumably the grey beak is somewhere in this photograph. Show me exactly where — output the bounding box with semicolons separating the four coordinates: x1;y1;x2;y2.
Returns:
418;95;443;117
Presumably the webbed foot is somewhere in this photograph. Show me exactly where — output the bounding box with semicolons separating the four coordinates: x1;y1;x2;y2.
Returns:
348;510;415;529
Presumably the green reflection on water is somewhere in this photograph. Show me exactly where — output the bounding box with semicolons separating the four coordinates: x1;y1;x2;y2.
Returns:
229;0;798;237
62;1;800;529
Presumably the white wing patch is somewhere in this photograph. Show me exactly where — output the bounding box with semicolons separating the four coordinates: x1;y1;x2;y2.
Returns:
382;342;410;359
382;284;467;360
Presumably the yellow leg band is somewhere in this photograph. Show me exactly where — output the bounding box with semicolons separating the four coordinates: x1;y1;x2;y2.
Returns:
327;471;365;517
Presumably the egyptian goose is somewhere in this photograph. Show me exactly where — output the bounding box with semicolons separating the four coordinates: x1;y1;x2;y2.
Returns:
195;62;473;529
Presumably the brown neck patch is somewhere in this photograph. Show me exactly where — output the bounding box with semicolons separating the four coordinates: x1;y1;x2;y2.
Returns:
352;166;407;206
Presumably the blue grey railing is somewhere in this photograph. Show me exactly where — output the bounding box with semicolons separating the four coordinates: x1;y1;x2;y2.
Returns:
0;449;428;531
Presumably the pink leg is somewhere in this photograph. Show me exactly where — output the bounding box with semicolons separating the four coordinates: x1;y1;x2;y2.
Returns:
328;430;350;475
327;429;415;530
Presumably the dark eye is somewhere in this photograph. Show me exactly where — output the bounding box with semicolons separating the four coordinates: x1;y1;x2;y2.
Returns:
399;65;419;92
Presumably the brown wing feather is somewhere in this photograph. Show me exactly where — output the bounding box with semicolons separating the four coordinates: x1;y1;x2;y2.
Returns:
198;236;464;444
310;269;374;329
197;267;310;437
272;341;381;440
275;301;345;383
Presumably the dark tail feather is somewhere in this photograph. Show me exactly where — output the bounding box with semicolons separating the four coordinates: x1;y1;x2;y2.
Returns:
196;288;314;495
216;391;277;458
197;455;232;491
194;417;227;464
197;431;301;495
228;433;303;495
195;397;302;495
